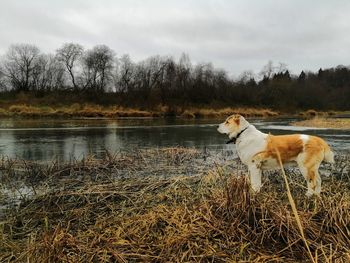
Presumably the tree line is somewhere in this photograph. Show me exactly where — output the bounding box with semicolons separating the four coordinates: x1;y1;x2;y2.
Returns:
0;43;349;110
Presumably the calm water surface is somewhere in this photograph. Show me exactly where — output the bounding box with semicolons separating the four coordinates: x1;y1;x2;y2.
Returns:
0;118;349;161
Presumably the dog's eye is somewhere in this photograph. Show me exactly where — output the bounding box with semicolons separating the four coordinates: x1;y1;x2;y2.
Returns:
225;121;229;124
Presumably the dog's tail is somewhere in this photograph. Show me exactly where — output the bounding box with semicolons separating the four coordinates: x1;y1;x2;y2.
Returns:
323;142;335;164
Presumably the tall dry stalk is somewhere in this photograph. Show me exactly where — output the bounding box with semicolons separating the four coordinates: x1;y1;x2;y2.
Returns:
272;141;316;263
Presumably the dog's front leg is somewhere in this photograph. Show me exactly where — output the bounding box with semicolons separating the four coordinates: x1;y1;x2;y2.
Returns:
248;164;262;193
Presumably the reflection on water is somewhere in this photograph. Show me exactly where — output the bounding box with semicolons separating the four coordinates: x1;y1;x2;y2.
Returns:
0;118;349;161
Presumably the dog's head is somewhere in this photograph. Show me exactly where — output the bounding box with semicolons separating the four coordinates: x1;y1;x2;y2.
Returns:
217;114;249;139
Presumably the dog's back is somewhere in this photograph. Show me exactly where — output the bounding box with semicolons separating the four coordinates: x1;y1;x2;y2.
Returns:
263;134;334;164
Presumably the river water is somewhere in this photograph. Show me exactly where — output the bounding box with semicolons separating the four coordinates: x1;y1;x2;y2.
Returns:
0;118;349;161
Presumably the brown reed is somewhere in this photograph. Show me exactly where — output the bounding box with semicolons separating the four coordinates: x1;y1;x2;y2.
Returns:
0;148;349;262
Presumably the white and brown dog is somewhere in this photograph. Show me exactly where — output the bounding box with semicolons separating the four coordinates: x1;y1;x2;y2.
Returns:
218;114;335;196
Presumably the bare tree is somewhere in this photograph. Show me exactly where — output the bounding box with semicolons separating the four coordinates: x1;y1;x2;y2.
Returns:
175;53;192;97
238;70;255;84
147;56;168;89
115;54;135;93
3;44;40;91
56;43;83;90
259;60;275;79
82;45;115;92
0;66;6;91
32;54;65;91
277;62;288;74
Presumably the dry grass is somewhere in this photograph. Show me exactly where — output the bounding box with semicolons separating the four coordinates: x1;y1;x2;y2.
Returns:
292;117;350;129
3;104;153;118
0;103;279;119
180;107;279;118
0;108;9;117
298;110;339;118
8;104;56;117
0;148;349;262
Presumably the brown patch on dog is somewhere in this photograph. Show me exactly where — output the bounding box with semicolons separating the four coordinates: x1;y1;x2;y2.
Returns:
307;169;317;190
233;115;240;126
302;136;327;191
303;136;327;167
224;114;241;130
226;114;240;124
262;134;304;163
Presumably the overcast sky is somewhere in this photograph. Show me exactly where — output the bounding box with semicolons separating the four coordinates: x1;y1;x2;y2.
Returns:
1;0;350;76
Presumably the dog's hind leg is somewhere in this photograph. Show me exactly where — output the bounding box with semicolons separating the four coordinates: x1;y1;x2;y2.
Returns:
248;164;262;193
311;167;321;195
305;166;321;197
297;154;322;197
297;160;313;196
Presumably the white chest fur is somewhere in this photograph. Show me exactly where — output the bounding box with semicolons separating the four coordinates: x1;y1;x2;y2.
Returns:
235;126;267;165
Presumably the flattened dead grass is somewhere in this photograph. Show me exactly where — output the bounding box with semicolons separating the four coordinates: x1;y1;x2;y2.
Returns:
0;149;349;262
292;117;350;129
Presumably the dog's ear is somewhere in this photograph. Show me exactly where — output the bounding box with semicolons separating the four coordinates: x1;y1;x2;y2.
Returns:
233;115;240;125
238;115;249;127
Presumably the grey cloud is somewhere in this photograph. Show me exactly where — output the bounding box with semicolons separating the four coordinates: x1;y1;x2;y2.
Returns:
1;0;350;75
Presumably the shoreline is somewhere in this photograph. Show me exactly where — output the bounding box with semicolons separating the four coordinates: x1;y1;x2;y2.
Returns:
0;103;347;120
0;104;279;118
291;117;350;129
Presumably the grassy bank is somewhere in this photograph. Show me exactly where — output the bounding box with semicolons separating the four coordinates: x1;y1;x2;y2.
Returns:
292;117;350;129
0;103;279;118
1;148;349;262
